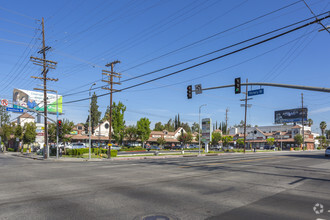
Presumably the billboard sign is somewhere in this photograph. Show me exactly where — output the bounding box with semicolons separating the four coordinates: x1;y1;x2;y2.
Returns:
202;118;212;143
13;89;62;114
274;108;307;124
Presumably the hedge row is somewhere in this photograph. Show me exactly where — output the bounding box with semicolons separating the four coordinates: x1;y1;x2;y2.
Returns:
65;148;117;157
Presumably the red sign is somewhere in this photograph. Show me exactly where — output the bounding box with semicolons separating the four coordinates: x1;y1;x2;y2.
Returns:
1;99;8;106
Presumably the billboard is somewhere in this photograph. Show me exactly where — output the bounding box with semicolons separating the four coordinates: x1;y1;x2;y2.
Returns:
202;118;212;143
13;88;62;114
274;108;307;124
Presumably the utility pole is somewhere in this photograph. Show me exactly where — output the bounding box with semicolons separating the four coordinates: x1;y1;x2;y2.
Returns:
31;17;58;159
102;60;121;159
302;93;305;150
240;79;252;154
225;108;229;135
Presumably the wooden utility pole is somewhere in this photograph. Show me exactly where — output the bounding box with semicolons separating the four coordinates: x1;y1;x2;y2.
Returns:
240;79;252;154
31;17;58;159
225;108;229;135
102;60;121;159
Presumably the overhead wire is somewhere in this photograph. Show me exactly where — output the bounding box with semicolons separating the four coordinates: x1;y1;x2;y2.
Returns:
61;14;330;105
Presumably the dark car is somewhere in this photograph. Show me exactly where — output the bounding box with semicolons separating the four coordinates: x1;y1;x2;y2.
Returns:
172;145;183;150
146;146;160;151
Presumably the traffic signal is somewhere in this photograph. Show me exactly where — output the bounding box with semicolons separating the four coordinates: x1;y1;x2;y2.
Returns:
235;77;241;94
187;85;192;99
57;120;62;135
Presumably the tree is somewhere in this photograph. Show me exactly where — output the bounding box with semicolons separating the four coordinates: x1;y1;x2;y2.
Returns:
0;105;10;126
111;101;126;144
87;93;101;134
0;123;13;149
211;132;222;146
222;136;233;147
23;122;37;145
320;121;327;136
221;121;227;134
177;132;193;145
136;117;151;148
177;114;181;128
307;118;313;127
164;119;174;132
181;122;191;133
154;122;164;131
294;134;303;147
326;130;330;139
14;125;23;142
237;138;244;148
157;137;166;146
125;126;138;143
266;137;275;146
191;122;199;133
317;136;327;149
174;115;178;130
48;119;74;143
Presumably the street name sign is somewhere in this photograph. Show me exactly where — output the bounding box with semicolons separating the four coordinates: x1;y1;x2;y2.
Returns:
6;107;23;113
248;88;264;96
195;84;202;94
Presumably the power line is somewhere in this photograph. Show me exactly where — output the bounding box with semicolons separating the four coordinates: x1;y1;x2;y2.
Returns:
0;6;38;21
60;13;327;98
62;14;329;105
121;12;327;83
119;0;303;73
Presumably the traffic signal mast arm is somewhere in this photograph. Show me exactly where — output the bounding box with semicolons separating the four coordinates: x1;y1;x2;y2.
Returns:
193;82;330;93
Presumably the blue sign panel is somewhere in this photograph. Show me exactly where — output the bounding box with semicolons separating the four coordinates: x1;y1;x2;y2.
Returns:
248;88;264;96
6;107;24;113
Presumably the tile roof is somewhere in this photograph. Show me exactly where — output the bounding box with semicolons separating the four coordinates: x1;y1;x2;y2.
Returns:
18;113;35;119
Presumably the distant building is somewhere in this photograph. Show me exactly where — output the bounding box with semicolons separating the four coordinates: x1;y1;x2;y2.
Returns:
17;113;35;127
229;124;315;150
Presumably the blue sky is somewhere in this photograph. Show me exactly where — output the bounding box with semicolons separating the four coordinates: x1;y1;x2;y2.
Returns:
1;0;330;134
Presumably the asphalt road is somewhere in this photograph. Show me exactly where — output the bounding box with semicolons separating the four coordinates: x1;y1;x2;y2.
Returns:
0;151;330;220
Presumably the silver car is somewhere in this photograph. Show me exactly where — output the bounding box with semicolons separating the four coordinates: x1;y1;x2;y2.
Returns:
325;147;330;157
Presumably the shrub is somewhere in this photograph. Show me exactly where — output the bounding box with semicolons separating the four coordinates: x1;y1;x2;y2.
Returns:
23;148;27;152
8;148;14;152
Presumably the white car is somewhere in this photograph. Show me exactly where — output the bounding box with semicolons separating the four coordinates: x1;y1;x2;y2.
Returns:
325;147;330;157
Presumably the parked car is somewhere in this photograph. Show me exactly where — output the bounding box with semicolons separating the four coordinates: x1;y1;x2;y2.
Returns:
172;145;183;150
111;145;121;150
163;145;172;150
187;144;198;149
146;146;160;151
325;147;330;157
66;143;86;149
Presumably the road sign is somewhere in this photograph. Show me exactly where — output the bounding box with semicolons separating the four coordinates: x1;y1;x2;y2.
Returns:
108;144;112;146
6;107;23;113
195;84;202;94
248;88;264;96
1;99;8;106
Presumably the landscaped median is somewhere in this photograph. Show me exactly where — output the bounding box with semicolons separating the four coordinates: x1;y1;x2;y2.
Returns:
61;148;118;158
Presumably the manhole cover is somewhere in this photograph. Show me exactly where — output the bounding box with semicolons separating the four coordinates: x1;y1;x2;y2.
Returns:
134;213;179;220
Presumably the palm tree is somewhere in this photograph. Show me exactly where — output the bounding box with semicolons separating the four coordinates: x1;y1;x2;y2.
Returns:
320;121;327;136
307;119;313;127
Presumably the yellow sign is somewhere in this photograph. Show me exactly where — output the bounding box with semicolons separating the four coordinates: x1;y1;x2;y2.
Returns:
108;144;112;146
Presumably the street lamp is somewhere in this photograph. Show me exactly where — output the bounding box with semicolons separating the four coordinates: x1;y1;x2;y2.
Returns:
89;83;96;160
199;104;206;155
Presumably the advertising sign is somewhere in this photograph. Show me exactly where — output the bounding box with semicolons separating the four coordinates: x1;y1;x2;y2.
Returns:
274;108;307;124
201;118;212;143
13;88;62;114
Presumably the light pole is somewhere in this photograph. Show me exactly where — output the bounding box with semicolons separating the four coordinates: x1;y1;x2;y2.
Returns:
89;83;96;160
199;104;206;155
